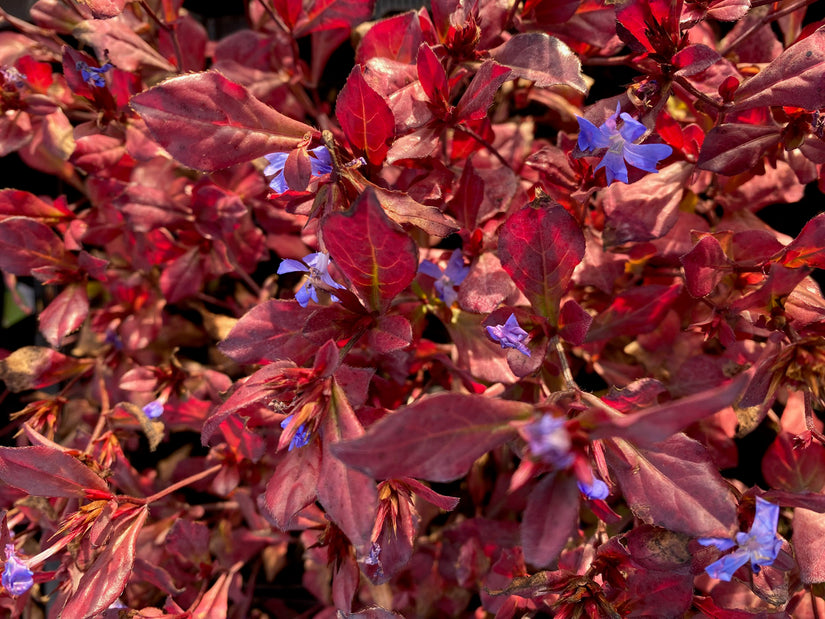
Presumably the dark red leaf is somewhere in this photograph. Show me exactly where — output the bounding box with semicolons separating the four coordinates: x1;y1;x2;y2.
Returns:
778;212;825;269
558;299;592;346
417;44;450;108
0;445;109;497
681;235;732;298
521;473;580;567
39;283;89;348
367;314;412;353
762;432;825;493
336;65;395;166
76;0;126;19
0;346;91;393
0;216;74;277
455;60;511;122
373;185;459;237
498;201;585;324
283;148;312;193
355;9;434;65
0;189;73;223
605;435;738;538
792;508;825;584
60;506;148;617
74;18;175;72
261;441;321;529
734;26;825;111
585;283;682;343
131;71;317;171
323;187;418;313
696;123;781;176
491;33;586;92
331;393;531;482
458;252;518;314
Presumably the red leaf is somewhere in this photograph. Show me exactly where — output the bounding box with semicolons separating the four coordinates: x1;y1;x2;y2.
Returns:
331;393;531;482
558;299;592;346
336;65;395;166
76;0;126;18
491;33;586;92
605;435;738;538
417;44;450;108
0;346;90;393
355;9;434;65
218;300;317;365
0;189;73;224
498;201;585;324
367;314;412;353
585;283;682;343
0;445;109;497
188;566;239;618
762;432;825;493
60;506;148;617
131;71;317;171
0;216;74;277
734;26;825;111
373;185;459;237
778;212;825;269
448;156;485;230
696;123;781;176
323;188;418;313
455;60;511;122
39;283;89;347
318;382;378;552
74;17;175;72
284;148;312;193
458;252;518;314
521;474;580;567
792;508;825;584
261;441;321;529
681;235;732;298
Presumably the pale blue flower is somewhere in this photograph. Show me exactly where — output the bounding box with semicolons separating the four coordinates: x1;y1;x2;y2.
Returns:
280;414;310;451
486;313;530;357
142;399;163;420
264;146;333;194
277;251;345;307
578;477;609;500
576;103;672;185
698;497;782;581
419;249;470;306
76;61;112;87
2;544;33;597
522;415;573;468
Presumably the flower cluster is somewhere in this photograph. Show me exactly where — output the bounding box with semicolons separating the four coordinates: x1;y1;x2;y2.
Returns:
277;251;345;308
264;146;333;194
522;415;574;468
486;314;530;356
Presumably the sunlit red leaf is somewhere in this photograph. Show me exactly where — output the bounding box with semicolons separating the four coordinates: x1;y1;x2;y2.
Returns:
762;432;825;493
0;445;109;497
131;71;317;171
261;441;321;530
793;508;825;584
74;17;175;72
585;283;682;343
0;189;73;223
696;123;781;176
491;33;586;92
331;393;531;482
76;0;126;18
336;65;395;166
778;212;825;269
0;216;74;277
498;200;585;324
39;282;89;348
455;60;511;122
323;188;418;313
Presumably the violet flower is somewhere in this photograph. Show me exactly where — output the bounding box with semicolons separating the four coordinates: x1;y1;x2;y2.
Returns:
576;103;672;185
419;249;470;306
264;146;333;194
277;251;345;308
578;477;609;500
2;544;33;597
522;415;574;468
698;497;782;581
280;414;310;451
142;399;164;420
76;61;112;87
486;313;530;357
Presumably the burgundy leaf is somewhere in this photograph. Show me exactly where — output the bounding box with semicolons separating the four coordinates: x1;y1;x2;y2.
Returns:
778;212;825;269
323;187;418;313
74;17;175;72
0;189;73;223
762;432;825;493
318;382;378;552
605;435;738;538
39;282;89;347
331;393;531;482
585;283;682;343
521;473;580;567
355;9;434;65
416;44;449;108
498;201;585;324
0;445;109;497
697;123;781;176
60;506;148;617
792;508;825;584
373;185;459;237
76;0;126;19
681;234;732;297
218;300;317;365
558;299;592;346
458;252;518;314
336;65;395;166
367;314;412;353
455;60;511;122
491;33;586;92
0;216;74;277
131;71;317;171
261;441;321;529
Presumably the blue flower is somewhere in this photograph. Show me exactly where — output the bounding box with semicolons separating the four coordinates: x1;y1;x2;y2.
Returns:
280;414;310;451
419;249;470;306
578;477;609;500
277;251;345;307
142;399;163;420
76;61;112;87
2;544;33;597
486;313;530;357
264;146;333;194
698;497;783;581
522;415;574;468
576;103;672;185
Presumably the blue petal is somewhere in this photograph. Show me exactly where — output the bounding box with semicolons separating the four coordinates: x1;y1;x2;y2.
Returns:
576;116;609;151
419;260;444;280
263;152;288;176
444;250;469;284
751;497;780;542
597;151;628;185
268;171;289;194
622;142;672;173
578;478;609;500
618;113;646;142
277;259;309;275
309;146;333;175
294;284;312;307
142;400;164;419
704;549;751;581
698;537;736;551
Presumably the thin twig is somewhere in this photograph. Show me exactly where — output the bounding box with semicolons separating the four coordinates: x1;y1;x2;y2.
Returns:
453;124;513;169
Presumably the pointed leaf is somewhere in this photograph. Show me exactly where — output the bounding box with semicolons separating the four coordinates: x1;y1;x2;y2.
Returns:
74;18;175;72
762;432;825;493
498;201;585;324
681;235;732;297
0;346;90;393
792;508;825;584
336;65;395;166
38;282;89;347
0;216;73;276
323;187;418;313
455;60;511;122
331;393;532;482
131;71;317;171
697;123;781;176
367;314;412;353
779;212;825;269
0;190;73;223
605;435;737;538
522;473;580;567
0;445;109;497
417;44;449;107
261;441;321;530
491;33;586;92
585;283;682;343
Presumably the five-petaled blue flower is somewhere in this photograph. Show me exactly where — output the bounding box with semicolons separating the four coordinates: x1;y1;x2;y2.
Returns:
76;61;112;87
277;251;345;308
2;544;33;597
522;415;574;468
280;414;310;451
578;477;610;500
419;249;470;306
264;146;333;194
142;399;164;420
576;103;672;185
486;313;530;357
698;497;782;582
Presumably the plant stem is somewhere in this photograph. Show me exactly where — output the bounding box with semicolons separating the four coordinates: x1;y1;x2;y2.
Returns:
138;464;223;505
